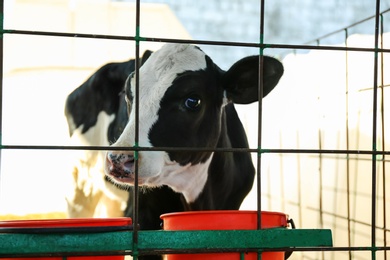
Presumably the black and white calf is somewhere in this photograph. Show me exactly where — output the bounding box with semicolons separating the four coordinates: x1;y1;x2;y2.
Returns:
66;44;284;259
105;44;284;211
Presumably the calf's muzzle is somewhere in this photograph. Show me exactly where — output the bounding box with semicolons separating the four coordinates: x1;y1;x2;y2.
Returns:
105;151;135;179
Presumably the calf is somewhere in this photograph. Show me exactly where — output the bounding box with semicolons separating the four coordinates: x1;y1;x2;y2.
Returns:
68;44;284;259
105;44;283;212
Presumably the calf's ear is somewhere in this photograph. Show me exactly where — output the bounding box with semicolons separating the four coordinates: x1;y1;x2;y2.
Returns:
223;55;284;104
141;50;153;65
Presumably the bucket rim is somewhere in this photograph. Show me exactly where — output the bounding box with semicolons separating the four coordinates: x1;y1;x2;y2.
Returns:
160;210;288;219
0;217;132;227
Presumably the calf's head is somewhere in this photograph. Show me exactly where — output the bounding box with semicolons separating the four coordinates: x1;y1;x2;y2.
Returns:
105;44;283;202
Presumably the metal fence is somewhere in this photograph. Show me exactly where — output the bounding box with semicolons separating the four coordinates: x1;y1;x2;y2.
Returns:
0;0;389;259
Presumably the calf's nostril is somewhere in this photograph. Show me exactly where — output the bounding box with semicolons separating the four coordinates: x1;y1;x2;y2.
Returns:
108;153;119;162
123;155;135;169
124;160;133;168
107;152;135;167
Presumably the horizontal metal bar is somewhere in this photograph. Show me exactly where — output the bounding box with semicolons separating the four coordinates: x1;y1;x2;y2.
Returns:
2;29;390;53
138;229;333;250
0;29;137;41
0;230;131;257
0;229;332;257
1;144;389;156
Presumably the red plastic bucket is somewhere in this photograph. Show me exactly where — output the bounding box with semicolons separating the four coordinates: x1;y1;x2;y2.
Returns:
161;210;288;260
0;218;132;260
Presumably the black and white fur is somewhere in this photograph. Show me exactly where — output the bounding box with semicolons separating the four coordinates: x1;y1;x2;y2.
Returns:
105;44;284;211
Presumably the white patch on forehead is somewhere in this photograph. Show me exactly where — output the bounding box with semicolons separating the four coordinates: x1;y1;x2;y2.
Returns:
129;44;208;146
151;44;207;80
135;44;207;99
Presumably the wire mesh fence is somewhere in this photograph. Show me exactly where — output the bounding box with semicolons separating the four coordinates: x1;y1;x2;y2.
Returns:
0;0;389;259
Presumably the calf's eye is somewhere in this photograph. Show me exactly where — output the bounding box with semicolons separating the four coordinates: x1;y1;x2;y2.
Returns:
184;97;201;111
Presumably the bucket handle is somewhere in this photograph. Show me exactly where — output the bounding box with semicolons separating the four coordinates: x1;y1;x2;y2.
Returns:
284;218;295;260
287;218;295;229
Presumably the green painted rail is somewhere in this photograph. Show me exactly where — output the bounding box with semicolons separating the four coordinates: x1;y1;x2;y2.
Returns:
0;229;332;257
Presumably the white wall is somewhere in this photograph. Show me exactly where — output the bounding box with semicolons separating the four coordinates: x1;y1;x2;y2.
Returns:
0;0;191;216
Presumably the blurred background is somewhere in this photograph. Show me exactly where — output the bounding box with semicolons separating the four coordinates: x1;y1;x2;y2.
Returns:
0;0;389;259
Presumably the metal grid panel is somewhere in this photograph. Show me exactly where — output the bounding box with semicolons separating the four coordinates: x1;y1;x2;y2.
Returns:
0;0;389;259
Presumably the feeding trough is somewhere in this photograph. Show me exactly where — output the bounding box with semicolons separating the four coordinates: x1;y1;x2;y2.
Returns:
0;217;132;260
161;210;290;260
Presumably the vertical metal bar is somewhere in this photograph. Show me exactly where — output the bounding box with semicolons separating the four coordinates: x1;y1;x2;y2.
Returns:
371;0;381;259
257;1;265;259
133;0;141;258
379;13;387;260
0;0;3;186
344;28;353;260
257;0;265;232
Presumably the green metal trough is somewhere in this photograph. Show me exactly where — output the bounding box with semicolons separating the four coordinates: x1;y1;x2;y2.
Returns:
0;228;332;258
